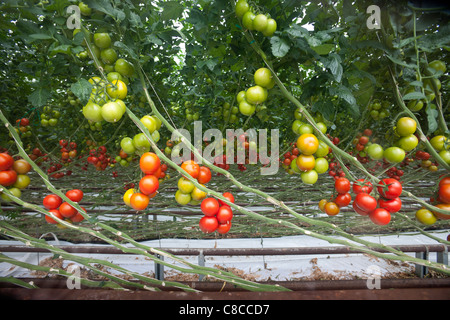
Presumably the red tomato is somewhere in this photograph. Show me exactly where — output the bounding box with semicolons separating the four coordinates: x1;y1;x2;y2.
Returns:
70;206;86;223
369;208;391;225
139;175;159;195
0;169;17;186
354;193;377;212
438;176;450;188
59;202;77;218
130;192;150;211
45;209;63;224
353;179;373;194
43;194;63;210
0;153;14;171
65;189;84;202
438;184;450;204
139;152;161;174
197;166;212;184
217;222;232;234
377;178;402;200
335;177;350;194
216;205;233;223
378;197;402;213
218;192;235;206
334;193;351;208
199;216;219;233
353;201;370;216
201;198;220;217
181;160;200;179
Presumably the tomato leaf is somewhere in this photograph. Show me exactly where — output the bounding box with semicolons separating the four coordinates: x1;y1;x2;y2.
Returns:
402;91;427;100
270;36;290;58
71;79;93;106
425;104;439;134
28;87;51;107
161;1;185;21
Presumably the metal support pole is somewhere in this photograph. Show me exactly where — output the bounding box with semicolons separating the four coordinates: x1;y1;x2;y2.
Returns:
437;245;448;266
415;252;429;278
155;254;164;281
198;250;205;281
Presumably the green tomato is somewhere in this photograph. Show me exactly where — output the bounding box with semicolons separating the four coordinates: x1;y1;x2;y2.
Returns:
384;146;406;163
101;101;124;123
78;2;92;16
175;189;191;205
292;120;303;134
83;102;103;122
428;60;446;73
396;117;417;137
115;58;135;77
121;137;136;154
314;140;329;158
297;123;314;135
239;100;256;116
367;143;384;160
262;18;277;37
242;11;256;30
314;158;329;174
235;0;249;19
93;33;111;49
253;14;268;32
133;133;151;152
245;85;267;105
300;169;318;184
439;150;450;164
397;134;418;152
100;48;118;65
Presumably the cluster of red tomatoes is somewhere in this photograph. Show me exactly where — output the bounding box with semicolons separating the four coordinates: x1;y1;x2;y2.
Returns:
175;160;212;205
319;177;403;226
85;145;112;171
15;117;33;139
199;192;235;234
416;176;450;225
59;139;78;162
353;178;403;225
0;153;32;201
319;177;352;216
123;152;164;211
43;189;85;225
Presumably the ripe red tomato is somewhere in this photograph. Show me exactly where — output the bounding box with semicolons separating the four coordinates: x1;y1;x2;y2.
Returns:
335;177;350;194
70;206;86;223
369;208;391;225
353;201;370;216
201;198;220;217
45;209;63;224
59;202;77;218
43;194;62;210
197;166;212;184
353;179;373;194
139;152;161;174
139;175;159;195
354;193;377;212
0;153;14;171
0;169;17;186
66;189;84;202
438;184;450;204
181;160;200;179
377;178;402;200
438;176;450;188
199;216;219;233
378;197;402;213
218;192;235;206
217;222;232;234
216;205;233;223
334;193;351;208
